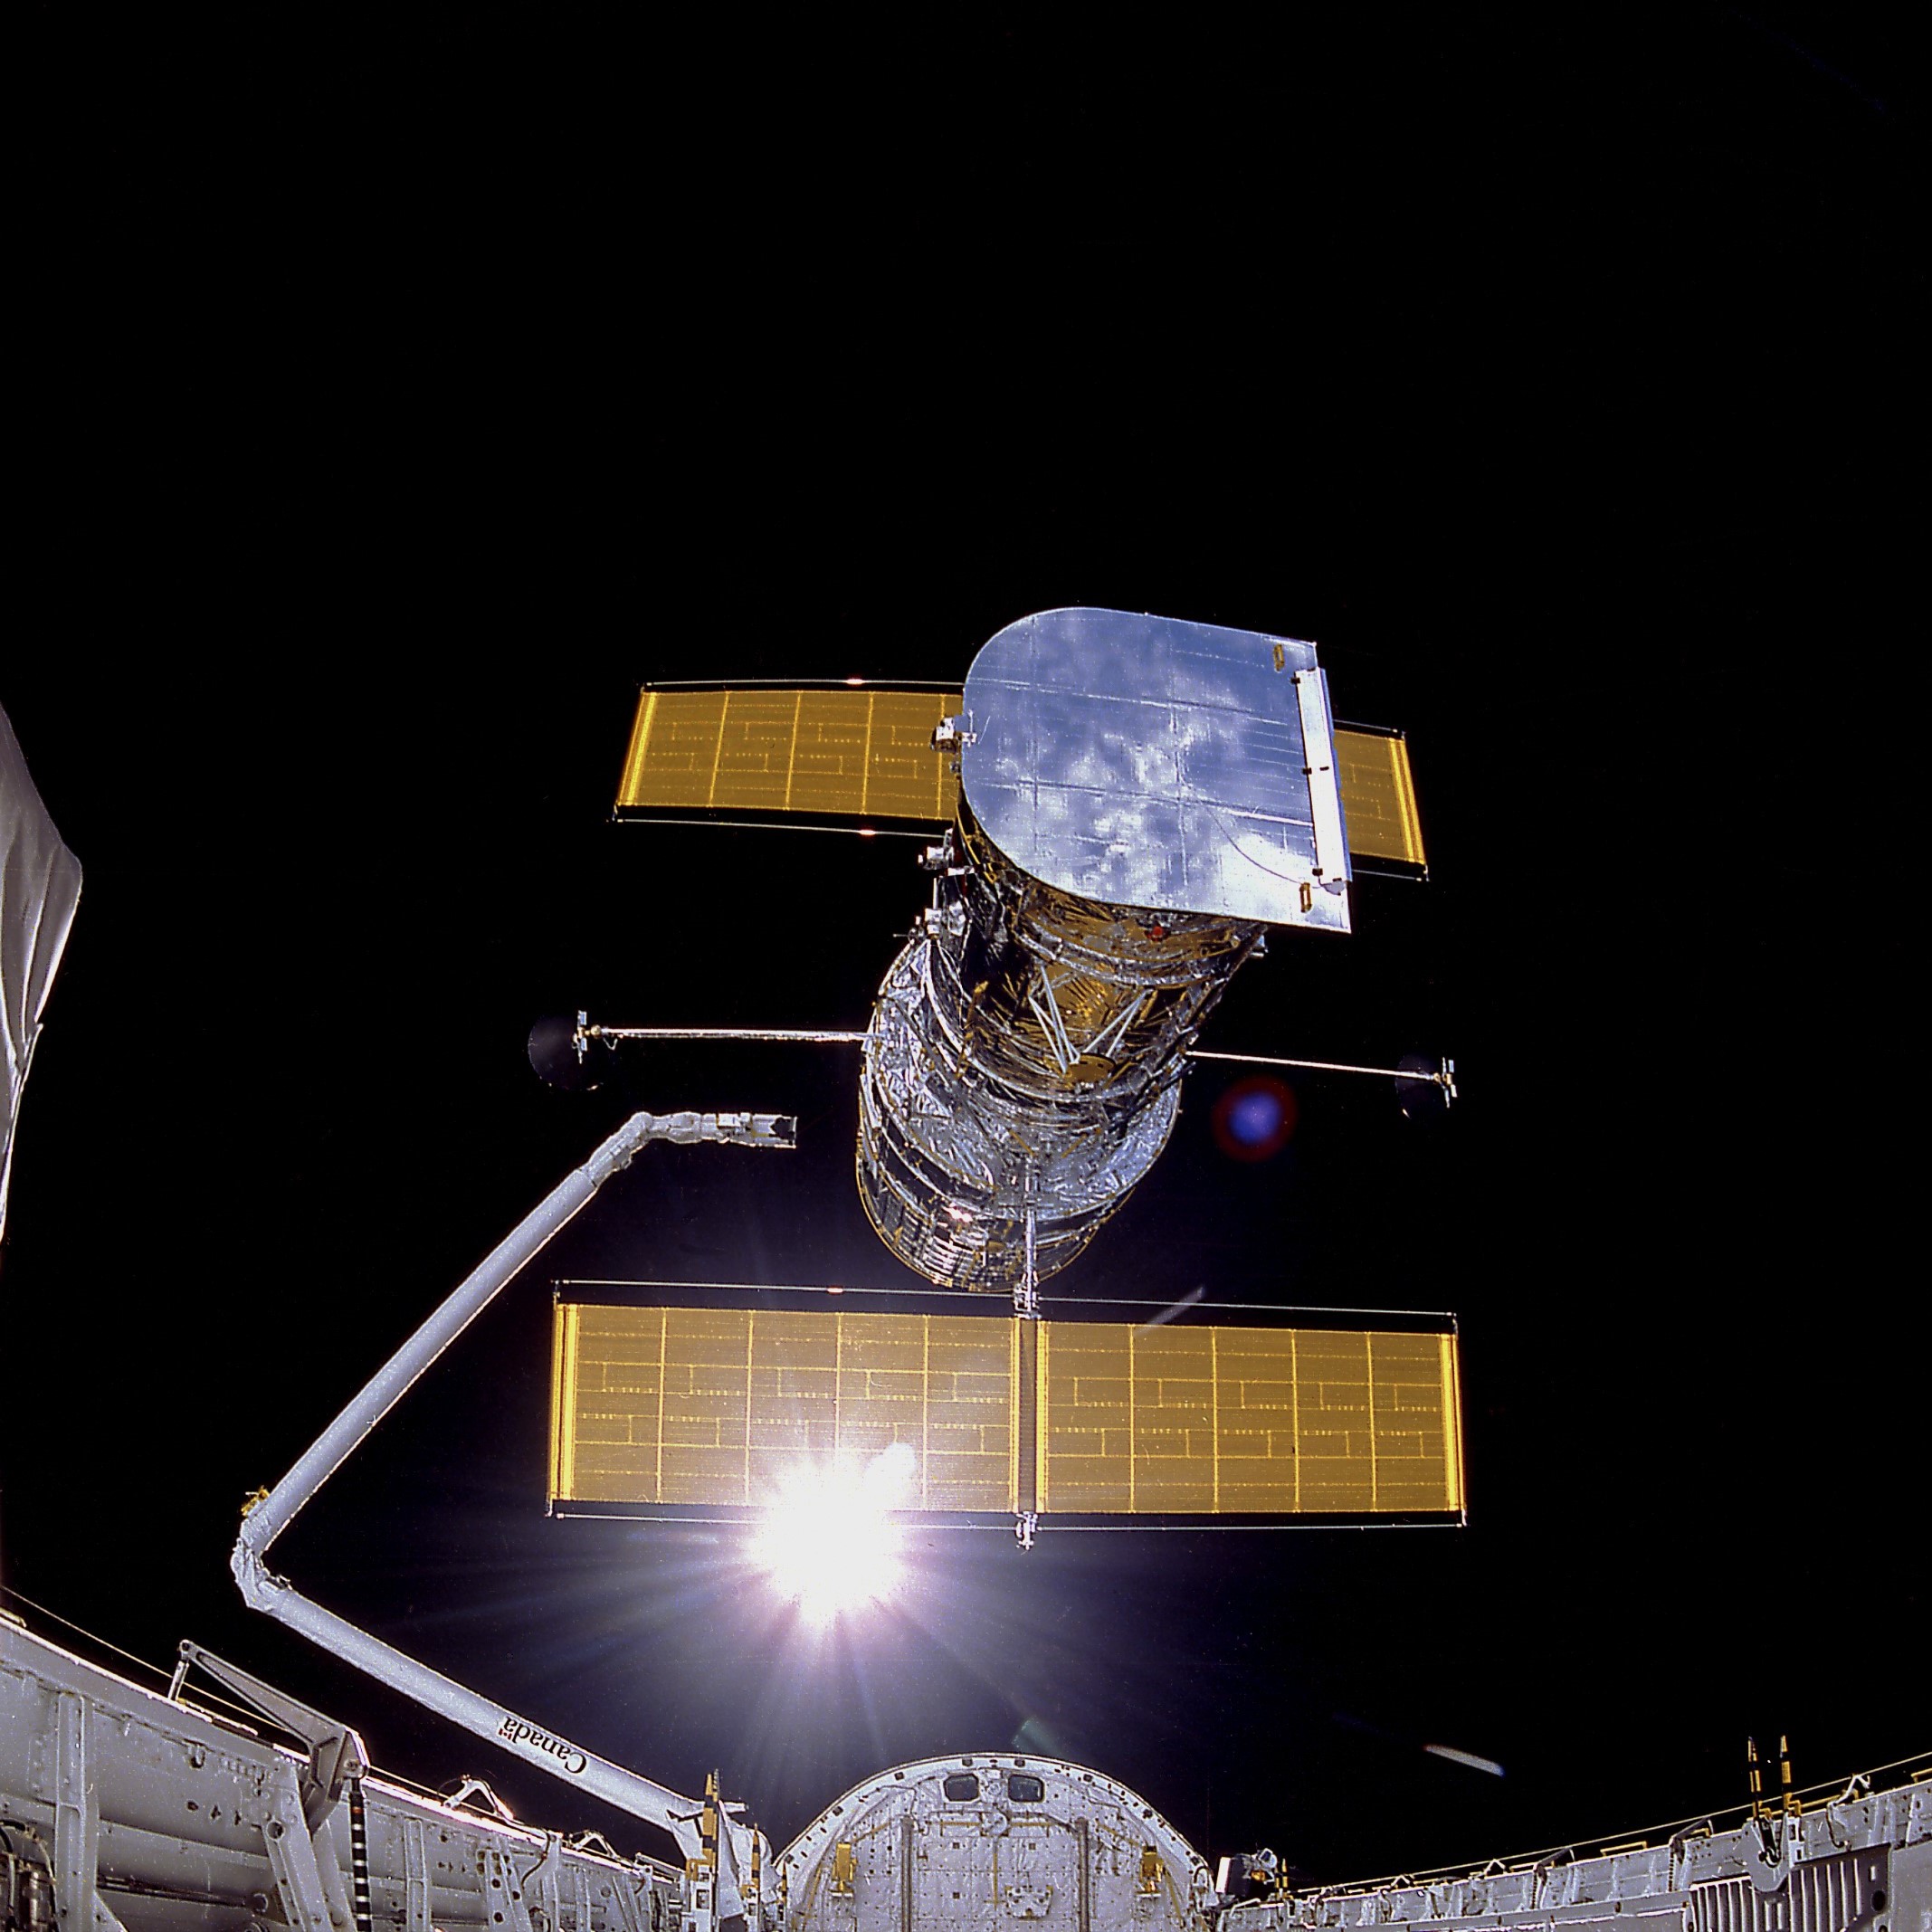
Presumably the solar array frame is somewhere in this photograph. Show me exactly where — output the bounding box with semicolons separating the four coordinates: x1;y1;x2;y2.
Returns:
551;1304;1462;1525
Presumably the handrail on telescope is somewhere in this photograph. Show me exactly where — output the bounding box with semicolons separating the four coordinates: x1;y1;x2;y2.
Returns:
230;1108;796;1915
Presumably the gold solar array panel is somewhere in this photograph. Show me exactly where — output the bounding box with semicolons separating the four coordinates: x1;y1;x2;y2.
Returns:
551;1305;1019;1512
553;1307;1461;1519
1333;728;1427;868
615;688;962;823
1036;1323;1461;1515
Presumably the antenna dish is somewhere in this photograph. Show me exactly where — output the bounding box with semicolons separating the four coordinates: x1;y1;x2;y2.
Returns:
1395;1052;1453;1121
528;1014;609;1091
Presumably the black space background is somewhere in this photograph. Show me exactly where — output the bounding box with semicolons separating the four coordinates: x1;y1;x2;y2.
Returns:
6;4;1924;1889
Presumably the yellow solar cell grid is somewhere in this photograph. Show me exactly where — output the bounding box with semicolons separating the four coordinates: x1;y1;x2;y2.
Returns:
1037;1322;1460;1514
1133;1326;1219;1514
551;1305;1018;1512
555;1308;1461;1518
1334;728;1427;867
1035;1323;1132;1512
615;688;962;823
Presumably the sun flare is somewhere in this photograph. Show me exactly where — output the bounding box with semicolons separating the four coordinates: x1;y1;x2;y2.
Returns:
750;1442;915;1625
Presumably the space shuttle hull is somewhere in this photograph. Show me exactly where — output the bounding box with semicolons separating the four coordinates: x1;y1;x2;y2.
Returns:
0;1618;684;1932
5;1614;1927;1932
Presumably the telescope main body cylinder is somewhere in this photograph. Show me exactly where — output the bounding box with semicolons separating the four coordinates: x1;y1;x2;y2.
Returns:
856;807;1263;1291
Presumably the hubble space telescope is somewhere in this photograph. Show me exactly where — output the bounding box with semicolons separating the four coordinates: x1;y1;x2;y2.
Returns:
539;609;1461;1547
578;606;1444;1304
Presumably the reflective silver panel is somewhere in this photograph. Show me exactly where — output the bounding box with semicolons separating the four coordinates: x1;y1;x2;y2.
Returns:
854;812;1262;1295
959;608;1352;931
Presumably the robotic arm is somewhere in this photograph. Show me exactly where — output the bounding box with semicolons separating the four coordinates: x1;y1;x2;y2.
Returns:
231;1109;795;1926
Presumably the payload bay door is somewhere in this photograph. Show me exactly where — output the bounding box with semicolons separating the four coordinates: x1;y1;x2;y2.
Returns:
914;1812;1066;1928
791;1791;1199;1930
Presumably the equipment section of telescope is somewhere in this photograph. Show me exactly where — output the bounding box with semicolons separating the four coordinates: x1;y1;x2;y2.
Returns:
548;1303;1463;1525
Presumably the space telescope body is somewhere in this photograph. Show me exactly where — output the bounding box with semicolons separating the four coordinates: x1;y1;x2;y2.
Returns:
856;800;1265;1290
862;610;1355;1293
852;610;1364;1292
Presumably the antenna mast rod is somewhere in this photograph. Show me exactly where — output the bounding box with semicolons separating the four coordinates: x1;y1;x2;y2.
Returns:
579;1023;1457;1095
586;1025;869;1045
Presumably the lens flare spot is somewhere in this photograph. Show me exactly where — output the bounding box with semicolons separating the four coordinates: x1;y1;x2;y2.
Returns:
1211;1074;1298;1161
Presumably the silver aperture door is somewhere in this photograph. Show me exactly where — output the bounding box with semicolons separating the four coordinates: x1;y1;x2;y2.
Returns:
958;608;1351;932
